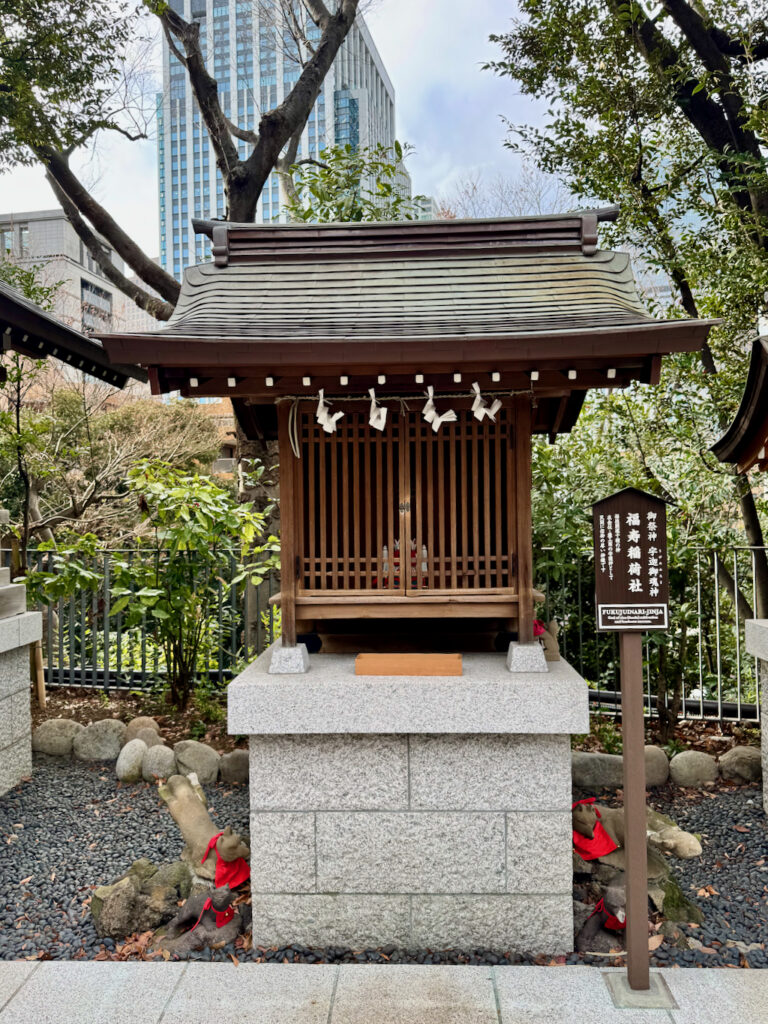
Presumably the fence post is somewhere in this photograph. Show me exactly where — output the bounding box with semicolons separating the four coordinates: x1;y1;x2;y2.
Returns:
103;553;110;695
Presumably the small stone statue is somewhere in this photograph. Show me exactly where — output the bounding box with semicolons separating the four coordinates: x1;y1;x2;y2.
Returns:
155;885;250;956
573;801;702;859
540;619;560;661
575;883;627;953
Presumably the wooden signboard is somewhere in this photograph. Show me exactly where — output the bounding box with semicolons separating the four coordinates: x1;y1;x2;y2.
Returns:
591;487;669;995
592;488;668;632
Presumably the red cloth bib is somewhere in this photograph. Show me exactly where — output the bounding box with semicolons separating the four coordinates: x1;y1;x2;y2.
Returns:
572;798;618;860
190;896;235;931
589;897;626;932
199;831;250;927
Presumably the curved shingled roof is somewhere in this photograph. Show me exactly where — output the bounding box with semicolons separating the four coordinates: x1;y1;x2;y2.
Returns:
134;249;652;342
711;338;768;472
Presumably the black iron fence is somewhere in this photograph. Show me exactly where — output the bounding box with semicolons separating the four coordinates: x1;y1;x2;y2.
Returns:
7;544;766;722
6;549;278;693
536;545;764;723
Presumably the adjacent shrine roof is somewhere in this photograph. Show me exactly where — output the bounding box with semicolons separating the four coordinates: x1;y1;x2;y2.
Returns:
98;211;717;436
711;338;768;472
1;279;146;388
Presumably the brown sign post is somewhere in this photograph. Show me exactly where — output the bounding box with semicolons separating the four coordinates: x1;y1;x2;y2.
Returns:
592;488;668;992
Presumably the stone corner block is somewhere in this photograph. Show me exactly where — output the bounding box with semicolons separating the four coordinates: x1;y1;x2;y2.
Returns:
745;619;768;661
18;611;42;646
411;893;572;953
249;894;411;948
506;811;572;894
0;734;32;797
409;734;571;811
506;641;548;673
268;643;310;674
249;734;408;811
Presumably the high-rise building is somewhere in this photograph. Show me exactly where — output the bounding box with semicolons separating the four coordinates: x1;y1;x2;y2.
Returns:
0;208;137;335
158;2;398;279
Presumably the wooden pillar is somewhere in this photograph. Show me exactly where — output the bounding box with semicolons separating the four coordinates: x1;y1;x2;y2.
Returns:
513;395;534;643
620;631;650;990
277;401;297;648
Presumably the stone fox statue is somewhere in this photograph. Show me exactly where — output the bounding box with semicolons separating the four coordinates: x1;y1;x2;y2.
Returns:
157;884;252;956
165;885;237;938
573;802;702;859
575;883;627;953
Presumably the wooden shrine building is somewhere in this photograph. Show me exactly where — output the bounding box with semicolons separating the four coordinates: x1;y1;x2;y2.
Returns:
101;211;714;656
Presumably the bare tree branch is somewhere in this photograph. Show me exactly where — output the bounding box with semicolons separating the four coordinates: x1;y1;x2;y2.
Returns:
38;146;181;305
46;172;174;322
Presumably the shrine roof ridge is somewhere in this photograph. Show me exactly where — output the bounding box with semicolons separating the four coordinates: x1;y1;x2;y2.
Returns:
100;248;680;345
192;207;621;266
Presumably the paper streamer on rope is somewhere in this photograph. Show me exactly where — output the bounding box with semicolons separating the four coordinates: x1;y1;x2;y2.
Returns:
422;385;457;433
315;388;344;434
368;388;388;431
471;382;502;422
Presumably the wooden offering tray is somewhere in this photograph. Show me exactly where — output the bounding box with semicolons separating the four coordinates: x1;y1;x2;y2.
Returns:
354;653;463;676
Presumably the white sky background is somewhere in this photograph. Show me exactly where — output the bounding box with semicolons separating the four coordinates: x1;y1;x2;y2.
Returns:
0;0;536;256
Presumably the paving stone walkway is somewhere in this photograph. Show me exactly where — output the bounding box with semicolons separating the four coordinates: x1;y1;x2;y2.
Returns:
0;961;765;1023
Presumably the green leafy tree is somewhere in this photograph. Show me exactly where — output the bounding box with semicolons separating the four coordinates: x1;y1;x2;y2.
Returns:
486;1;768;734
1;0;362;319
106;462;279;708
283;142;427;222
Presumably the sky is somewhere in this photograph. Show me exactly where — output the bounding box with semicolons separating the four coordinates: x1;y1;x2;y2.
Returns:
0;0;535;256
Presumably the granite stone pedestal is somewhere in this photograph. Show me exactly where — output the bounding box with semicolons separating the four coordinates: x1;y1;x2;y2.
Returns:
745;619;768;814
228;648;589;953
0;609;42;796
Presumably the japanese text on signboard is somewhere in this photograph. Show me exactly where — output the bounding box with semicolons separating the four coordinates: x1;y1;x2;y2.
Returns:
592;490;668;631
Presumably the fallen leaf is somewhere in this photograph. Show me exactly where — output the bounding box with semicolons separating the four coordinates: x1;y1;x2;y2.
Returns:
228;953;239;966
19;876;33;886
734;825;750;833
648;935;664;951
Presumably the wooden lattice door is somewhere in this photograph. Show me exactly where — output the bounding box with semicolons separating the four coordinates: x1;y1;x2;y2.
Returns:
403;407;514;593
298;406;403;594
296;404;514;599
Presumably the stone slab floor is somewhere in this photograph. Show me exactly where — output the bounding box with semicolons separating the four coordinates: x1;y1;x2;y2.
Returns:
0;962;765;1023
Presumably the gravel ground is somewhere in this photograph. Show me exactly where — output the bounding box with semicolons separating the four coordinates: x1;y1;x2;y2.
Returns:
0;755;249;962
1;756;766;966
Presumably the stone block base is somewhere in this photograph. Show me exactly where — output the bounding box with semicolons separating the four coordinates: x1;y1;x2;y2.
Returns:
0;613;41;797
249;892;573;951
229;649;589;952
506;641;548;673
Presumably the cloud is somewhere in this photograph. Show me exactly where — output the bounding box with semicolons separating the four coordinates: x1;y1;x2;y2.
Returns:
365;0;544;198
0;136;159;256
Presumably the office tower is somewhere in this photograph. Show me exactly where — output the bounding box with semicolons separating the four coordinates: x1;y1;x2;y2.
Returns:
158;2;398;279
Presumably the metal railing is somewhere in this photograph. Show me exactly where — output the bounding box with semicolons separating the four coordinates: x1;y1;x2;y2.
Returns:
8;543;767;722
7;549;278;693
536;545;764;722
